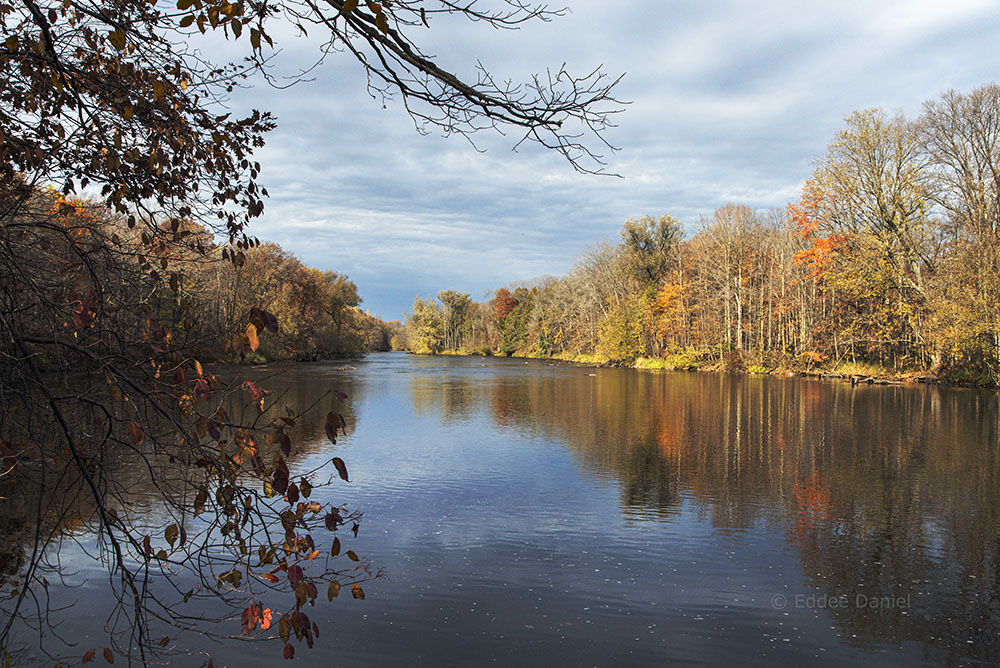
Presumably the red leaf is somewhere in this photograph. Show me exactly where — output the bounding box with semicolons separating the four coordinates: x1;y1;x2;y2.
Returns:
282;642;295;660
331;536;340;557
244;381;270;413
82;649;96;664
240;603;259;635
194;378;212;400
287;564;304;587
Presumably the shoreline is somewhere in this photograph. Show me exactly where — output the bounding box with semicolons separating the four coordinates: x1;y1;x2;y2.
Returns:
401;349;998;390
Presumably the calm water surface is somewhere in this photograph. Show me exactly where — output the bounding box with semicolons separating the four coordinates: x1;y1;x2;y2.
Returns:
19;351;1000;667
218;351;1000;667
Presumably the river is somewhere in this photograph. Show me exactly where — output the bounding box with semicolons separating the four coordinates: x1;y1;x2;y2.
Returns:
12;351;1000;666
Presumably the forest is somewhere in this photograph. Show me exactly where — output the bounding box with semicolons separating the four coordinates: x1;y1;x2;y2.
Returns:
8;187;392;364
401;84;1000;386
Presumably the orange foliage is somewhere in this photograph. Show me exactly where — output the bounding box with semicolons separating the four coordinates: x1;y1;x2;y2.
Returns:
492;288;516;322
788;180;849;279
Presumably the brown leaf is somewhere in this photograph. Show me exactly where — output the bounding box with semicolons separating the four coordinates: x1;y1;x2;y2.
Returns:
324;411;338;444
351;583;365;600
246;322;259;351
332;457;349;482
103;647;114;663
327;580;340;600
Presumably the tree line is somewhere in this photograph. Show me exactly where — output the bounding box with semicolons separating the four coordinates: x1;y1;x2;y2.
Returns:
8;186;391;365
402;83;1000;385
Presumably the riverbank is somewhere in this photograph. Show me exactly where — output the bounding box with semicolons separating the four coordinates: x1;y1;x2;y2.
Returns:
406;348;997;389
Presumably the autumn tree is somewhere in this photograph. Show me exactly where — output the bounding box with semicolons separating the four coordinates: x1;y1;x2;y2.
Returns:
322;272;362;338
811;109;935;367
619;214;683;287
438;289;472;352
0;1;623;665
919;85;1000;379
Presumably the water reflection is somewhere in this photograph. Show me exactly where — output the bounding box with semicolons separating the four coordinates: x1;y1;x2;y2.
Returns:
7;354;1000;667
407;361;1000;666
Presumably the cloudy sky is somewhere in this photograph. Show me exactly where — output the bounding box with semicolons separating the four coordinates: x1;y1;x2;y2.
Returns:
226;0;1000;320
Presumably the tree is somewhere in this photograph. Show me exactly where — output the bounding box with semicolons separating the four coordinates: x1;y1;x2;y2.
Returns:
407;295;444;354
810;109;935;367
920;85;1000;378
0;2;622;665
438;289;471;351
619;214;683;287
322;271;362;338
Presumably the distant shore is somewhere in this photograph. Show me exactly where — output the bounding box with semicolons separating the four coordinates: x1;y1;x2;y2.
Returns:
403;349;997;390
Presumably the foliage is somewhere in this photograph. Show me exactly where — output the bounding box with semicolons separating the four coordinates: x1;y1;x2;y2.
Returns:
400;83;1000;384
0;0;623;664
406;296;445;354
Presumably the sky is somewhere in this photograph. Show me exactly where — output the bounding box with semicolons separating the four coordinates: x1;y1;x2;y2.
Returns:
223;0;1000;321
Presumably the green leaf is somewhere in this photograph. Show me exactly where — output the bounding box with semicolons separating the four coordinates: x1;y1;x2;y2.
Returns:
108;29;126;51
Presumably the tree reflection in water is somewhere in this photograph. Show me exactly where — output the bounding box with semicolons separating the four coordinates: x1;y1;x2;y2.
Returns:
411;364;1000;666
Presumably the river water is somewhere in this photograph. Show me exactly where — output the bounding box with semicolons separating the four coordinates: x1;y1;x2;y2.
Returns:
11;351;1000;667
220;351;1000;667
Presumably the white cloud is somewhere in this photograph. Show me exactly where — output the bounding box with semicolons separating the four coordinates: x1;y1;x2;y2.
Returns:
219;0;1000;318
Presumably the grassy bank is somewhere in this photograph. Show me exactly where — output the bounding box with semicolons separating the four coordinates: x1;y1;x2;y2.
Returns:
411;347;995;388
